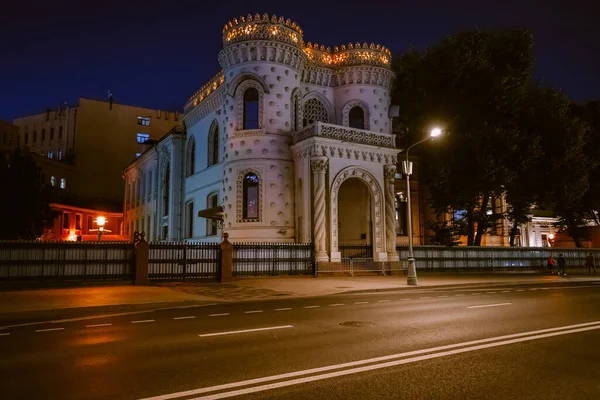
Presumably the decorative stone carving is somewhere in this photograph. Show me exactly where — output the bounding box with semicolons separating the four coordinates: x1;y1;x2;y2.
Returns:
293;121;395;148
342;99;370;130
218;41;307;72
232;129;265;138
330;167;384;254
333;66;395;90
236;168;263;223
183;88;226;129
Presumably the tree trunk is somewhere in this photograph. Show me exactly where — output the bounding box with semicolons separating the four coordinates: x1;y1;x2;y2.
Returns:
509;221;519;247
466;205;475;246
566;218;582;248
474;192;491;246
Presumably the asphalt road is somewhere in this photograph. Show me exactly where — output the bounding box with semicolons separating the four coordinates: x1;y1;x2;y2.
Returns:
1;279;599;400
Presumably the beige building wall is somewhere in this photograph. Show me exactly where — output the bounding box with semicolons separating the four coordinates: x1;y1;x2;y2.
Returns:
0;120;20;153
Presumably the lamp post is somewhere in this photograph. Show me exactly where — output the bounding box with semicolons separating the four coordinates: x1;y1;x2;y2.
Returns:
403;127;443;285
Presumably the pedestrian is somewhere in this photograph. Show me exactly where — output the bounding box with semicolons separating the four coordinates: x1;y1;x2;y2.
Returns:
547;255;556;275
585;252;597;275
557;254;566;276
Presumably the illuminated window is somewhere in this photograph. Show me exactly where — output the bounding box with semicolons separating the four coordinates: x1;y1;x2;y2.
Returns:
303;98;329;126
58;148;63;160
243;88;259;129
207;122;219;166
186;137;195;176
206;193;218;236
243;173;259;220
58;126;63;139
62;212;69;229
87;216;93;232
136;153;142;158
60;178;66;189
186;201;194;238
395;192;408;236
48;150;53;159
136;133;150;143
137;116;150;126
349;106;365;129
75;214;82;230
50;127;54;140
50;176;55;186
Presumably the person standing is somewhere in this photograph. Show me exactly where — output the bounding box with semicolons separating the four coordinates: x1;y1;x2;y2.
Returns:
557;254;566;276
585;252;597;275
547;255;556;275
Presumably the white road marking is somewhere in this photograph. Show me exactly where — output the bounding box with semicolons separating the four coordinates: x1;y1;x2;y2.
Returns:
140;321;600;400
467;303;512;309
420;297;431;299
486;292;497;294
500;291;511;293
329;304;345;307
199;325;294;338
245;310;264;314
36;328;64;332
377;300;391;303
174;316;196;320
209;313;230;317
355;301;369;305
86;323;112;328
437;296;448;298
303;306;320;309
0;332;10;336
131;320;155;324
275;308;291;311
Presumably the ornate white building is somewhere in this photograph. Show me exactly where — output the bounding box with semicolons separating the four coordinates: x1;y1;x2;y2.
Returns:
123;14;402;261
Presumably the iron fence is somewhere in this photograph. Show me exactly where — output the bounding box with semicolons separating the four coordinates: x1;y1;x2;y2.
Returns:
316;258;404;277
0;241;134;281
339;245;373;259
148;242;221;280
233;242;314;277
396;245;600;271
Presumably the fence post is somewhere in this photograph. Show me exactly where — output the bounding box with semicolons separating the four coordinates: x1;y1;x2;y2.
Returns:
220;232;233;283
135;234;149;285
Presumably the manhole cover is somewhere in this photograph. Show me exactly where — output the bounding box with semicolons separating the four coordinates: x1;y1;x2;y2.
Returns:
339;321;375;328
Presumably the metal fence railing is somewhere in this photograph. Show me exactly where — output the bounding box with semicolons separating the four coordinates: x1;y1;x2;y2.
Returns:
396;246;600;271
316;258;405;277
148;242;221;280
339;245;373;259
0;241;134;281
233;242;314;277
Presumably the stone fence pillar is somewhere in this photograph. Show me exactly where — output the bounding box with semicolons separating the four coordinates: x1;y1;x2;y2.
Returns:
134;232;149;285
220;232;233;283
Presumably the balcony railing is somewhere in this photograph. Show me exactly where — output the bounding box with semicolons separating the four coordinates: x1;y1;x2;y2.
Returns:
292;122;396;148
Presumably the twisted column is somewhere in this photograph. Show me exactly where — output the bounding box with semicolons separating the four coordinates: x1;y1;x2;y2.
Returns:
311;156;329;262
384;165;399;261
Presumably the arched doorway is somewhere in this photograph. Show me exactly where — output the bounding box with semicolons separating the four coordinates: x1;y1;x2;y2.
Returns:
337;178;373;258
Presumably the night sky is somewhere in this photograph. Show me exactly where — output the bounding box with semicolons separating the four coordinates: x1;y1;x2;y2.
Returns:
2;0;599;121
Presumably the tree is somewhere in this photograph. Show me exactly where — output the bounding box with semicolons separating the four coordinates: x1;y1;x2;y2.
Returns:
0;148;57;240
393;28;537;245
574;101;600;225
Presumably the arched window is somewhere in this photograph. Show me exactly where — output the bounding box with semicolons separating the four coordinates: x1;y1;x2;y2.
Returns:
243;88;259;129
243;173;259;220
207;122;219;167
186;137;195;176
349;106;365;129
50;176;55;186
303;98;329;126
206;192;218;236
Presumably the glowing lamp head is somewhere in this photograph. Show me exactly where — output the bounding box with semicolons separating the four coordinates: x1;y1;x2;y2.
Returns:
430;127;442;138
548;233;555;240
95;216;106;227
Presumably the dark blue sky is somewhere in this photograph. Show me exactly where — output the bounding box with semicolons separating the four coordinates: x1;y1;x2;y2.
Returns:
2;0;599;121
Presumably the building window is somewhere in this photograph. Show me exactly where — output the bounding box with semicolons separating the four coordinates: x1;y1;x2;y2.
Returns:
137;116;150;126
58;148;63;160
58;126;63;139
48;150;53;159
75;214;82;230
303;98;329;126
243;173;259;220
163;164;170;216
62;212;70;230
206;193;218;236
41;129;45;141
395;192;408;236
33;131;37;143
349;106;365;129
137;133;150;143
60;178;66;189
40;151;44;156
50;127;54;140
186;137;195;176
207;122;219;166
50;176;55;186
87;216;93;232
136;153;142;158
243;88;259;130
186;201;194;238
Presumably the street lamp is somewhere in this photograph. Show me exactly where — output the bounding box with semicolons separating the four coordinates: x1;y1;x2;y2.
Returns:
90;216;111;241
402;127;444;285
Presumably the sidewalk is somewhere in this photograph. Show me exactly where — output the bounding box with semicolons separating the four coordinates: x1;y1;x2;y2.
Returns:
0;271;598;324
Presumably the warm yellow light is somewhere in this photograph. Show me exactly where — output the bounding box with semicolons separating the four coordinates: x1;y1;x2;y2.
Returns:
95;216;106;227
67;233;77;242
548;233;555;240
430;127;442;137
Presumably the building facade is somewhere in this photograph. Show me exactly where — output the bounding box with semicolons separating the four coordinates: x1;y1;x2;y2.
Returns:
0;120;19;153
124;14;403;261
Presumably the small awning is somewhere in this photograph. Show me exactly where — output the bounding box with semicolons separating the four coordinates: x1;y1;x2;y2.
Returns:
197;206;224;220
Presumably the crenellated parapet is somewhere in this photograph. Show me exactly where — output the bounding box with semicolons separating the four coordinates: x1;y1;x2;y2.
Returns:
184;71;225;113
303;42;391;70
222;14;304;48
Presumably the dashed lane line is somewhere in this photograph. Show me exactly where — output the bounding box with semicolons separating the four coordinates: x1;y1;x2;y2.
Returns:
245;310;264;314
209;313;230;317
467;303;512;309
174;316;196;320
377;300;391;303
36;328;64;333
86;323;112;328
131;320;155;324
275;308;292;311
329;304;345;307
355;301;369;305
0;332;10;336
303;306;320;309
199;325;294;338
500;291;511;293
486;292;497;294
